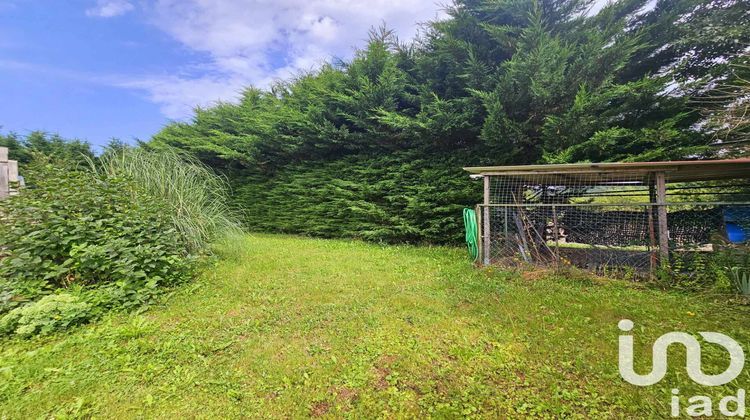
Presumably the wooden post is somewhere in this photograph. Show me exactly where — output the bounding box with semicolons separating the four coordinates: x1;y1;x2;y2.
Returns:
0;147;8;199
475;204;482;265
655;172;669;265
647;183;658;276
483;175;491;266
552;205;560;269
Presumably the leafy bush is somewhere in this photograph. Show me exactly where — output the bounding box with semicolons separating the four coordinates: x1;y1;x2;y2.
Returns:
0;161;195;329
0;162;192;289
0;147;241;337
0;293;92;337
94;147;241;252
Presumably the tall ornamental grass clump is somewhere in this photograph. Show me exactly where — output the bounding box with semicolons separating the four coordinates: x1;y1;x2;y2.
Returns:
94;148;241;252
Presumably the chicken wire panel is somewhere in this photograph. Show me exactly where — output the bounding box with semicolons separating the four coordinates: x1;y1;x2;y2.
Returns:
482;204;655;276
661;180;750;253
666;204;750;247
480;173;750;277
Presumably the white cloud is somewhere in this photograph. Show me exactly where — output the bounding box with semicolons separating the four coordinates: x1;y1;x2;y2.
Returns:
86;0;135;18
126;0;447;119
116;74;247;120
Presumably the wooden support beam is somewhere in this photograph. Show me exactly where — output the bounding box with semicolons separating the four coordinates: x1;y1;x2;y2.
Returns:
655;172;669;264
648;183;658;276
475;204;482;266
552;205;560;269
483;175;491;266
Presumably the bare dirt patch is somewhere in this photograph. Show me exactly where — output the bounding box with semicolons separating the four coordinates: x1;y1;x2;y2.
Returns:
310;401;330;417
372;355;397;390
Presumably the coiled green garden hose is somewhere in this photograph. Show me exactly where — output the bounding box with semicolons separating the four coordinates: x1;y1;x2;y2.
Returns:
463;208;479;262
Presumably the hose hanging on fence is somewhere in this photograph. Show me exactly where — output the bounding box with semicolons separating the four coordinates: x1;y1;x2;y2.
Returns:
463;208;479;262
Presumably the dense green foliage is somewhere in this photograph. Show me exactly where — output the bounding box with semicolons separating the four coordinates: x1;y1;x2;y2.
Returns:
0;147;240;337
0;131;94;166
0;162;192;294
232;152;477;242
0;161;195;336
151;0;749;243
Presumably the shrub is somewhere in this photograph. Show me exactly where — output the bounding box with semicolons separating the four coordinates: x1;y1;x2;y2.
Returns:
0;293;92;337
0;149;240;338
0;161;194;316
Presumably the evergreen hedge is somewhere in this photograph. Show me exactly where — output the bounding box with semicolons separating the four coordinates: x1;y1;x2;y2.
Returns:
150;0;750;244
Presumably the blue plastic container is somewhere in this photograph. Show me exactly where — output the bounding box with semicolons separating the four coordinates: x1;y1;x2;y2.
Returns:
724;208;750;244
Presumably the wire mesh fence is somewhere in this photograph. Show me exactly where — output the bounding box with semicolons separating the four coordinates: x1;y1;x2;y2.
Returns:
476;171;750;278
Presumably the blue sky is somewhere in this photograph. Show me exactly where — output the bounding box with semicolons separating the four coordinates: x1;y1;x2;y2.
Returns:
0;0;445;149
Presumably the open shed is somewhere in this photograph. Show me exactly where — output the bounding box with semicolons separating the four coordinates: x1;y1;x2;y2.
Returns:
465;159;750;276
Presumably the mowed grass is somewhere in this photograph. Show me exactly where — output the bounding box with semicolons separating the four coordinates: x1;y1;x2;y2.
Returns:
1;234;749;418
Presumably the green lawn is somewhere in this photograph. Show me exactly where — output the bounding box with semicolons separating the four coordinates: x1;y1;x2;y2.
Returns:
1;234;748;418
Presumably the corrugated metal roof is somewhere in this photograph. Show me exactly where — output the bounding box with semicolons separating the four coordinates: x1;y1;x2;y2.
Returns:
463;158;750;183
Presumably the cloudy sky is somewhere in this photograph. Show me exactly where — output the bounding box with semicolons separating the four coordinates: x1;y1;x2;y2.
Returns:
0;0;446;148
